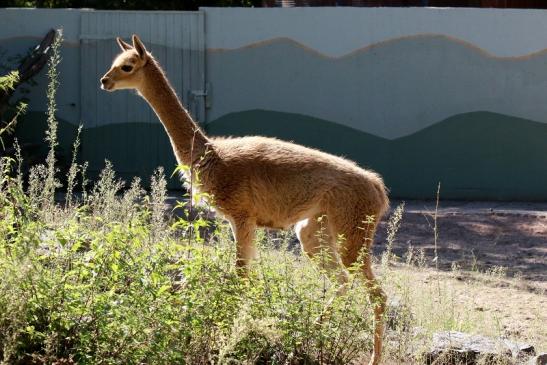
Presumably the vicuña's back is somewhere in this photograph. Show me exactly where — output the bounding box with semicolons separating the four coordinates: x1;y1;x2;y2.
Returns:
101;35;389;365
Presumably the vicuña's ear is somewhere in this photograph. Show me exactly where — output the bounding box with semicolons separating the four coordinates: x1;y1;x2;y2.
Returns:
116;37;133;51
132;34;147;58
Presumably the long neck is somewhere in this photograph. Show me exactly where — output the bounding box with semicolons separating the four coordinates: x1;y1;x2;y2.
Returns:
138;58;210;166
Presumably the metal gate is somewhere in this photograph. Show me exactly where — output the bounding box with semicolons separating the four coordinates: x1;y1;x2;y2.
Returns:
79;10;206;188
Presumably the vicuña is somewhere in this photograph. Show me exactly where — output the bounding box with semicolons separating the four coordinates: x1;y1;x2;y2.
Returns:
101;35;389;365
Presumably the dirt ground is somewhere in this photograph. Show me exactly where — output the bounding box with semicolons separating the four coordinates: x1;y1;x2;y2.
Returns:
372;200;547;354
374;200;547;287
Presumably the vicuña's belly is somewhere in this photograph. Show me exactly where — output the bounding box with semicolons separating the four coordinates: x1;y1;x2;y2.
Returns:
254;202;322;230
255;218;287;230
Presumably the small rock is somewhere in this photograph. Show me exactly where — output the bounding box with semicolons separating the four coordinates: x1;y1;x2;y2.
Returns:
386;296;413;332
529;353;547;365
426;331;535;365
502;338;535;358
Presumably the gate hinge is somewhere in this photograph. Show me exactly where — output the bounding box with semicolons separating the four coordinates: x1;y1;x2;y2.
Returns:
190;82;211;109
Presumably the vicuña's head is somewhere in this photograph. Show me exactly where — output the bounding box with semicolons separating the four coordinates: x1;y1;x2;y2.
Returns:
100;34;150;92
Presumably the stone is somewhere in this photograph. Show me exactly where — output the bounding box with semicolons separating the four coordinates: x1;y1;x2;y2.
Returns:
502;338;536;358
528;353;547;365
425;331;535;365
386;296;413;332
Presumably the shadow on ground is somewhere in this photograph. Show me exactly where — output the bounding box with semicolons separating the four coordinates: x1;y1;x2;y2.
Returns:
374;202;547;284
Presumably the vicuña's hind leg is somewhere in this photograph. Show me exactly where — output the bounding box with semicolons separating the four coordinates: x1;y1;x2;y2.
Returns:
327;198;386;365
228;217;257;275
334;218;386;365
295;215;350;288
360;252;386;365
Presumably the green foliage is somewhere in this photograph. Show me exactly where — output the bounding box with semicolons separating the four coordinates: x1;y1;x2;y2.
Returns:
2;0;262;10
0;71;20;92
0;71;28;149
43;29;63;206
0;156;379;363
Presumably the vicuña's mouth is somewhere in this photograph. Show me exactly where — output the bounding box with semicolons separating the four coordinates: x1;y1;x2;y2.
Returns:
100;83;113;91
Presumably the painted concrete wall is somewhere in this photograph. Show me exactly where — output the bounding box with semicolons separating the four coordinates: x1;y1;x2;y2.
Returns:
1;8;547;199
202;7;547;200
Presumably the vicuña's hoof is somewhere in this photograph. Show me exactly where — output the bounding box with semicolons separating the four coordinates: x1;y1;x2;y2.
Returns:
367;354;381;365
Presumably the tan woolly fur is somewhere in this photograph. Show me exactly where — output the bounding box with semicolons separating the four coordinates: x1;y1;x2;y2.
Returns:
101;35;390;365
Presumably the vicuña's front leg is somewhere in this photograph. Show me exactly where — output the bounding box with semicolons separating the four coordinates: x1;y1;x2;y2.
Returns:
229;218;257;275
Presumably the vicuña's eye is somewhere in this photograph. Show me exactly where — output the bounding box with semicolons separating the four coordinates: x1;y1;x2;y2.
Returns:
121;65;133;72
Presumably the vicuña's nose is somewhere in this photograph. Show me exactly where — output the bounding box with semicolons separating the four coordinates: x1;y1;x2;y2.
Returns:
100;77;108;85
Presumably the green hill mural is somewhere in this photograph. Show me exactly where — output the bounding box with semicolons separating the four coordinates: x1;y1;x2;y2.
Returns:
391;111;547;200
14;110;547;200
207;110;547;200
